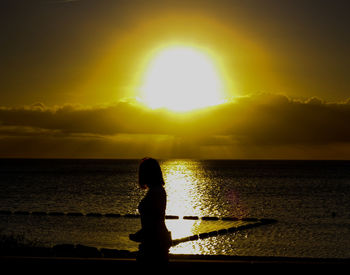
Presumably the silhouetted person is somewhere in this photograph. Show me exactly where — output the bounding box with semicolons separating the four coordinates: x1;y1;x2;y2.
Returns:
129;157;172;265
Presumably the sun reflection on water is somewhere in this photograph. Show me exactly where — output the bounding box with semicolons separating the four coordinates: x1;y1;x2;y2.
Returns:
162;159;206;217
161;159;217;254
159;159;250;254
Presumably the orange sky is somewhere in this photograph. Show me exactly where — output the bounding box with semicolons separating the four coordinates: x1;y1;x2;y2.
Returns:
1;0;350;159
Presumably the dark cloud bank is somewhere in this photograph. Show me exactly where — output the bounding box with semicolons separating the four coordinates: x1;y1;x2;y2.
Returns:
0;93;350;158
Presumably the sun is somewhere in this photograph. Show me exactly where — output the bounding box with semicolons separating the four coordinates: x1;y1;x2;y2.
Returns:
139;46;226;112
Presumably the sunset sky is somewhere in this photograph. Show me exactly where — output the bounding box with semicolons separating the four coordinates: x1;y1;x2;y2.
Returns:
1;0;350;159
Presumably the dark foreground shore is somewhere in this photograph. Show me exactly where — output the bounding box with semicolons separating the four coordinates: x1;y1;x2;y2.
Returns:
1;254;350;273
1;242;349;272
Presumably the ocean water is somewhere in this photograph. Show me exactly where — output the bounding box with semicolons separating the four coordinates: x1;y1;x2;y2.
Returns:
0;159;349;258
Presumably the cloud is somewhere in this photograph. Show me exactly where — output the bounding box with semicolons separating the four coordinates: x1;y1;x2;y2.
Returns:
210;94;350;145
0;102;155;136
0;93;350;158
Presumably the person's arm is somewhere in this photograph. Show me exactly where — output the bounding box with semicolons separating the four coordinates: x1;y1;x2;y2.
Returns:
129;228;144;242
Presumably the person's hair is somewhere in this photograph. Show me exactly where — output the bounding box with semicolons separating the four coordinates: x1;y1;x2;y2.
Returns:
138;157;165;189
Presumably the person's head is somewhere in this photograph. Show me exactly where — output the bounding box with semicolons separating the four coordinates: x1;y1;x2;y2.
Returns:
138;157;165;189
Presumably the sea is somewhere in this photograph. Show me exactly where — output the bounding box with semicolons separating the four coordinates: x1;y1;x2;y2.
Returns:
0;159;349;259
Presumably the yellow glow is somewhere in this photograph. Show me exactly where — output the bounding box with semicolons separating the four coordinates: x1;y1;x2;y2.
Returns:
139;46;226;112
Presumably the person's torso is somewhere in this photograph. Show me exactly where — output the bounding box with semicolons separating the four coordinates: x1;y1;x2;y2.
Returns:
138;186;169;243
